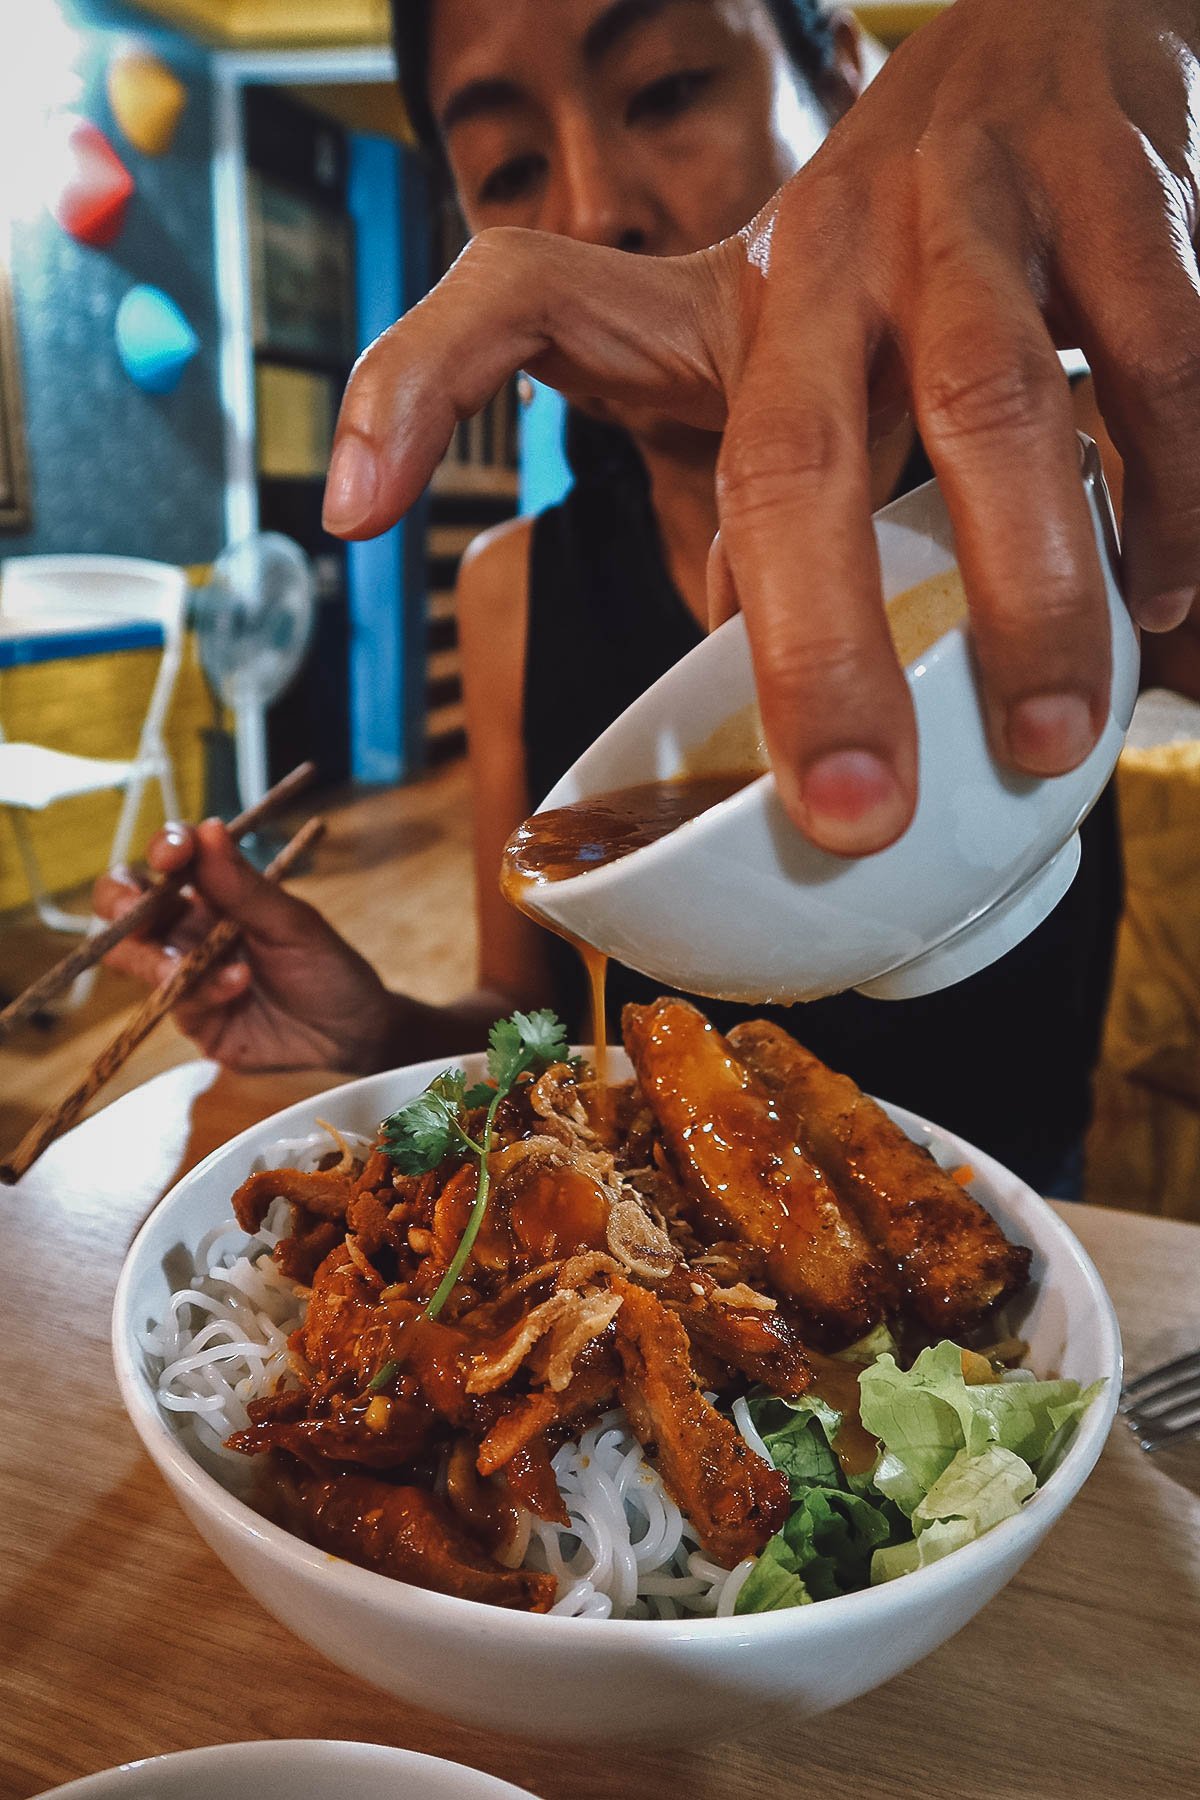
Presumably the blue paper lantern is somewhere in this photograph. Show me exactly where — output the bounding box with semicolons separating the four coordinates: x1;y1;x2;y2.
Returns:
115;285;199;394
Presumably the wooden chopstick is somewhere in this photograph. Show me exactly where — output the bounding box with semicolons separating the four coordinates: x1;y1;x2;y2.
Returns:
0;761;317;1043
0;814;325;1187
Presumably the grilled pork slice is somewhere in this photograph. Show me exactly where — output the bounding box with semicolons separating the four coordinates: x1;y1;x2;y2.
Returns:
296;1474;557;1611
611;1277;788;1567
295;1468;557;1612
728;1020;1032;1334
677;1291;813;1398
623;998;889;1344
231;1166;354;1283
227;1394;435;1472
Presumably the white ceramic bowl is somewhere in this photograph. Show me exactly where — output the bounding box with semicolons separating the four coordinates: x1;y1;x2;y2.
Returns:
522;437;1139;1003
113;1053;1120;1747
34;1740;533;1799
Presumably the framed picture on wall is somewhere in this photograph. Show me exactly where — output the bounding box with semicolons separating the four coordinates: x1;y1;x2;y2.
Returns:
247;171;356;364
0;260;31;532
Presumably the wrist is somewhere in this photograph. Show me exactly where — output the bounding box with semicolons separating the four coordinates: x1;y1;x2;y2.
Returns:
342;986;419;1075
349;987;534;1074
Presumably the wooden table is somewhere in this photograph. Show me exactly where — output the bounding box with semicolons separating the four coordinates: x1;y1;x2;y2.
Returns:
2;1062;1198;1800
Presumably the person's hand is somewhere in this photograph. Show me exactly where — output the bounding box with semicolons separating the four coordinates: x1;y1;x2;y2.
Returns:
93;821;400;1072
323;0;1199;856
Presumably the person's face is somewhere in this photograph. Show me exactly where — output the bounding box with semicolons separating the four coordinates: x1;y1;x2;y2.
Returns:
427;0;851;256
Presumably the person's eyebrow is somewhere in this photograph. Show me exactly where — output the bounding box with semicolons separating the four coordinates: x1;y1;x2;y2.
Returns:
438;0;698;135
439;76;526;136
581;0;675;67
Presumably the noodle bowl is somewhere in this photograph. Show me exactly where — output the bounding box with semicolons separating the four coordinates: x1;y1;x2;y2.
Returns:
113;1051;1120;1744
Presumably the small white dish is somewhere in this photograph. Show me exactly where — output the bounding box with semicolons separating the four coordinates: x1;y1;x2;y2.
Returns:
520;436;1138;1003
113;1053;1120;1747
34;1740;534;1799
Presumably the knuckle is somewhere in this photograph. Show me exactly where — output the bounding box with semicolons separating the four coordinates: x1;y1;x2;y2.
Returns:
777;166;856;241
718;406;848;521
919;346;1059;448
455;226;539;297
914;125;981;200
1124;339;1200;432
757;627;879;715
973;581;1112;694
986;577;1103;642
457;225;515;272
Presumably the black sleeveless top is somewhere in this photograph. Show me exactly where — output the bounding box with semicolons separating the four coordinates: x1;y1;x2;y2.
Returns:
523;413;1121;1193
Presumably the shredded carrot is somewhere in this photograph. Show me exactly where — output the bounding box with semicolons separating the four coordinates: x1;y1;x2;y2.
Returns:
950;1163;975;1186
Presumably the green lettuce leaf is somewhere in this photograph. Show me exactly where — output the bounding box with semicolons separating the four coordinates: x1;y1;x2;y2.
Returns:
834;1320;900;1364
733;1535;814;1612
748;1395;844;1493
735;1483;895;1611
858;1341;1102;1513
734;1393;902;1614
737;1343;1101;1610
871;1517;974;1583
871;1444;1036;1584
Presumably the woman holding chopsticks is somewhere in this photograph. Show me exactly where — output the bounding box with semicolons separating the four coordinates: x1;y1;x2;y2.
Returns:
95;0;1200;1201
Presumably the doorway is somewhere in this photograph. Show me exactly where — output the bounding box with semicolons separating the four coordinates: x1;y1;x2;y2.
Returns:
211;49;519;790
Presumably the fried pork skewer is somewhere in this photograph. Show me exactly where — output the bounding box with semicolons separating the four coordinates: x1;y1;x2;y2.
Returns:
622;999;889;1345
727;1020;1032;1336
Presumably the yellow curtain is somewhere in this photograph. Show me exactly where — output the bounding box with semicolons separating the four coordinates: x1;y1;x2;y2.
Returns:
1086;739;1200;1219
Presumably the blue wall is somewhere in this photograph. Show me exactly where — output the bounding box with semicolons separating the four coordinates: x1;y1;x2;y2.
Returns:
345;130;431;784
4;0;223;564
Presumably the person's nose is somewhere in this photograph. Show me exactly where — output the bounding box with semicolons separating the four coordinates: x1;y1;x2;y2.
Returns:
548;117;657;251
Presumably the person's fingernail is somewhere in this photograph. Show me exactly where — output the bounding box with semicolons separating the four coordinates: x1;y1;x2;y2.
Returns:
1133;587;1195;632
161;822;189;849
323;434;378;533
1006;692;1096;775
798;750;909;853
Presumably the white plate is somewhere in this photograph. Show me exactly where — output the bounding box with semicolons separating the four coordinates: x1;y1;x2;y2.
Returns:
35;1740;535;1799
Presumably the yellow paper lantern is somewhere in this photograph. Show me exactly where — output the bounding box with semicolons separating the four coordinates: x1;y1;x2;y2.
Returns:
107;48;187;157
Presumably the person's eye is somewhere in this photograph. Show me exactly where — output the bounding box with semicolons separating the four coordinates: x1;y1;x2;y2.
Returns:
626;68;714;126
478;153;546;206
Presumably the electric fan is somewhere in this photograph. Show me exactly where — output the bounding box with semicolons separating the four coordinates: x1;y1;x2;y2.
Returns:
194;533;317;809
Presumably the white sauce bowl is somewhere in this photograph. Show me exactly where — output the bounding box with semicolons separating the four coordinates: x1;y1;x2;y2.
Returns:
525;438;1138;1003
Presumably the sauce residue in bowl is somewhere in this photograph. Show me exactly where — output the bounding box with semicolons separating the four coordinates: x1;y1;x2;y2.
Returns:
501;771;758;892
887;564;968;666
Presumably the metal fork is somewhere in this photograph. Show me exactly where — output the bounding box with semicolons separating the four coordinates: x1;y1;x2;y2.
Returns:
1121;1349;1200;1451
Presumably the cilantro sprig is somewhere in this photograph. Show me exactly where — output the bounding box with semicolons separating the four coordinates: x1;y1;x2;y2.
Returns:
380;1009;571;1323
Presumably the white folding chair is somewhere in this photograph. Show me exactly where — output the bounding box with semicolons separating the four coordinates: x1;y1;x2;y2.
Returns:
0;554;188;931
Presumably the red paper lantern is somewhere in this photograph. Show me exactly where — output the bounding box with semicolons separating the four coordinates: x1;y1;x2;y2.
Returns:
52;117;134;247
